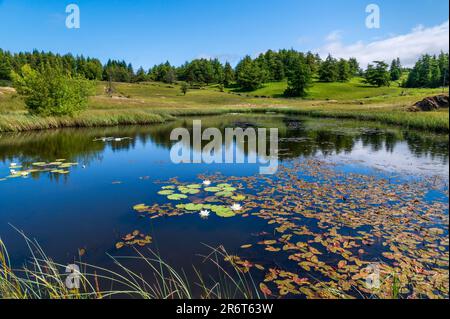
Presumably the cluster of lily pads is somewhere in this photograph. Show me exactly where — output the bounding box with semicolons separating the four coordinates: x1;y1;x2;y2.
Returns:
115;230;152;250
0;160;79;181
133;181;247;219
131;159;449;299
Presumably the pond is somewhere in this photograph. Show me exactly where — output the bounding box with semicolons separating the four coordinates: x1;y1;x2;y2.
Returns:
0;114;448;299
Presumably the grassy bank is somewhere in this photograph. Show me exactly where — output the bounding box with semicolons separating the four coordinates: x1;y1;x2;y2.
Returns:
0;80;448;133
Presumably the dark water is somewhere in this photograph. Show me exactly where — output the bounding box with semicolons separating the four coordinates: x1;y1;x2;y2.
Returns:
0;114;448;298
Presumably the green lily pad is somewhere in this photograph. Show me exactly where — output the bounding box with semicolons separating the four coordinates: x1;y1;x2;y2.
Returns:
232;194;246;201
179;187;200;195
162;185;176;190
211;205;236;218
205;187;221;192
187;184;202;189
215;191;234;197
167;194;188;201
158;190;174;195
185;203;204;211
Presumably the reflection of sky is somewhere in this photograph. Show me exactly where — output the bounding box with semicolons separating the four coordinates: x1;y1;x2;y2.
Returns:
329;141;449;178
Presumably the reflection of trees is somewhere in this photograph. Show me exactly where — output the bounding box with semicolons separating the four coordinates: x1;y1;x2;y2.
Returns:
403;131;449;163
0;115;447;172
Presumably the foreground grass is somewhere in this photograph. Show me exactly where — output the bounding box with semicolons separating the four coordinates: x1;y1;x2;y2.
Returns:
0;80;448;133
0;233;260;299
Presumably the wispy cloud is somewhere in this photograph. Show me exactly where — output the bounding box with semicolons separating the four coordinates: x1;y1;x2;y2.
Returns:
319;21;449;67
325;30;343;42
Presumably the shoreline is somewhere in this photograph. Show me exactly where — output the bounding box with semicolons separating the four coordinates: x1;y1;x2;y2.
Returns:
0;106;448;133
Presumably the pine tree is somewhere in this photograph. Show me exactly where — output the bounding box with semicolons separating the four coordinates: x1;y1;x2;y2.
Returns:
235;56;264;91
223;62;235;87
135;67;147;82
284;55;313;97
364;61;390;87
390;58;402;81
337;59;351;82
319;54;338;82
348;58;360;76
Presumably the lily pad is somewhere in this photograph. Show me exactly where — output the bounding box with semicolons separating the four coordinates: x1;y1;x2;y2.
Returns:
215;191;234;197
158;190;174;195
167;194;188;201
185;203;204;211
232;195;246;201
211;205;236;218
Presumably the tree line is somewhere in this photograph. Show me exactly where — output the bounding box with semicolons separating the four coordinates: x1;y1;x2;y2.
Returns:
1;48;448;98
405;53;449;88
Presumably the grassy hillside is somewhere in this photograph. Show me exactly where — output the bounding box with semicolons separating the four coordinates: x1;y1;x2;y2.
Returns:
0;80;448;132
229;77;446;101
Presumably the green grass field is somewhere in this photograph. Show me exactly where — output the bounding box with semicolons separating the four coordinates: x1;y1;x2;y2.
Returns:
0;79;448;132
231;77;446;101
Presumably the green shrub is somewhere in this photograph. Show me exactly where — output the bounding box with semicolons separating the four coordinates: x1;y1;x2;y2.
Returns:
12;64;95;116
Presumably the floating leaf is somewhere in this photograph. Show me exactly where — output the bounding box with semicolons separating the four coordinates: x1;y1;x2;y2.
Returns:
259;283;272;296
167;194;188;201
232;194;246;201
185;203;204;211
158;190;174;195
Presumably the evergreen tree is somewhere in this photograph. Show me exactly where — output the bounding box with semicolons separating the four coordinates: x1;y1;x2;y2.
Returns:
348;58;360;76
364;61;390;87
319;54;338;82
0;50;12;80
284;55;313;97
235;56;264;91
134;67;147;82
223;62;235;87
305;52;321;76
390;58;402;81
337;59;351;82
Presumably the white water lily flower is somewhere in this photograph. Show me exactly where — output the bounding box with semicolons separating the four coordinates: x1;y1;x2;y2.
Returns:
10;169;17;175
203;180;212;186
199;210;210;218
10;163;18;167
230;203;242;211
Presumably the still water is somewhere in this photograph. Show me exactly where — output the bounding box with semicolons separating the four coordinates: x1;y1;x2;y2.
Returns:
0;114;448;298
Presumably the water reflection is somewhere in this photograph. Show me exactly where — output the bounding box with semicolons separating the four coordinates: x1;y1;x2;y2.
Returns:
0;115;448;174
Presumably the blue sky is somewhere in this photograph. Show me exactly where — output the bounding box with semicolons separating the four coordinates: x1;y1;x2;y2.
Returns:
0;0;448;68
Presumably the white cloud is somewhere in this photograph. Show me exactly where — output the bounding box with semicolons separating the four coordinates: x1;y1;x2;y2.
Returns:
318;21;449;68
325;30;343;42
